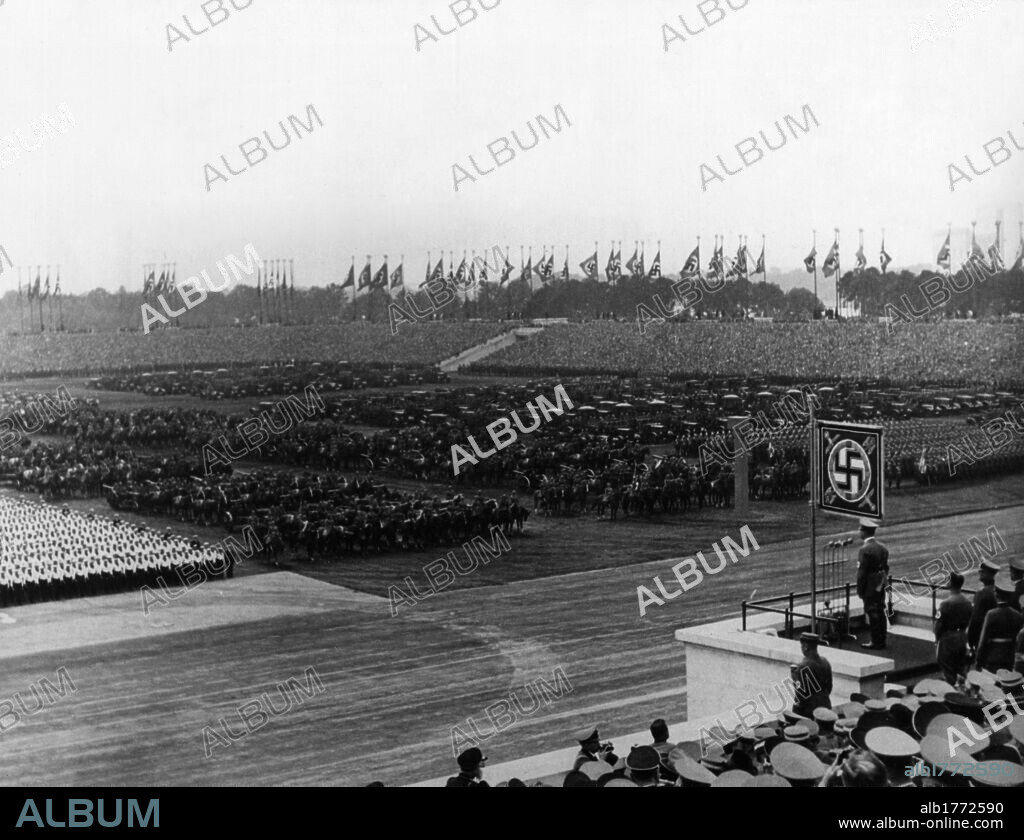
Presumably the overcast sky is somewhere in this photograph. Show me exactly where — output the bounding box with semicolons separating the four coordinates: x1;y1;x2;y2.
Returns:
1;0;1021;293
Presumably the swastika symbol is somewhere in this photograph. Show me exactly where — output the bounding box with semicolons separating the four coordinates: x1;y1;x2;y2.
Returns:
827;440;871;503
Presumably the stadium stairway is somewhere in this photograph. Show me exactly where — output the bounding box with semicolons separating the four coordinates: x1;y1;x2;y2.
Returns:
438;327;544;373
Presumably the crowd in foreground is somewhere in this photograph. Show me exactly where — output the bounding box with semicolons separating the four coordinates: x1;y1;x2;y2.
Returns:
426;643;1024;788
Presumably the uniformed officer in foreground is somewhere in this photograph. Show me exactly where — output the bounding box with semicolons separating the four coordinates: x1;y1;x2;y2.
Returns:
572;726;617;771
792;632;833;717
1011;556;1024;611
445;747;489;787
968;559;1001;651
934;572;972;686
976;575;1024;673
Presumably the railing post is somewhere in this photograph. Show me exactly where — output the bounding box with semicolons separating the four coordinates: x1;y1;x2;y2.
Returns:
788;592;795;637
742;601;747;632
932;584;937;621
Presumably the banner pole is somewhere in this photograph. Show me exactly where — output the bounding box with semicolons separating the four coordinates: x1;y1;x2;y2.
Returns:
809;401;817;635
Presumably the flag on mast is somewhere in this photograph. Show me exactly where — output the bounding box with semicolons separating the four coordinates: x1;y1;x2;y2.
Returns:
390;260;404;289
936;232;951;270
520;254;532;283
681;244;700;278
541;251;555;279
341;262;355;289
605;247;618;283
625;246;639;278
804;244;817;274
854;237;867;274
710;239;724;278
969;227;987;268
822;238;840;278
1012;227;1024;272
499;254;513;285
987;223;1004;271
754;241;766;276
880;238;892;274
357;258;371;290
579;251;598;279
648;249;661;279
372;258;389;289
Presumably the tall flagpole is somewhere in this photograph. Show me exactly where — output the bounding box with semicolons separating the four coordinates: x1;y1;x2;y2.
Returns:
18;266;24;333
350;257;356;321
38;266;44;332
762;234;766;286
47;265;54;331
809;399;818;635
834;228;840;319
946;222;952;284
812;229;819;318
58;265;64;331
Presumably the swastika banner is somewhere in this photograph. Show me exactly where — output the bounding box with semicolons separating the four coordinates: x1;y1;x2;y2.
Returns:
817;421;884;521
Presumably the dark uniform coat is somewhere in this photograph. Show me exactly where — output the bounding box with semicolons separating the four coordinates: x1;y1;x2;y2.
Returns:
793;654;833;717
976;606;1024;673
445;773;489;787
934;592;972;684
967;584;997;650
857;538;889;647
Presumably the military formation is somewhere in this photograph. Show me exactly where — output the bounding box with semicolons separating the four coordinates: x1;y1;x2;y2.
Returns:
0;497;230;607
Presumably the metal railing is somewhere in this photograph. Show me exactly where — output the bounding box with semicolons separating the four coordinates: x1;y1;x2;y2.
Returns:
742;583;853;648
887;576;977;621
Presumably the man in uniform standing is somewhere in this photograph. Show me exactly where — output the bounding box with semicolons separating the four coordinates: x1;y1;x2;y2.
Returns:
1010;557;1024;611
792;632;833;717
934;572;972;686
856;518;889;650
968;559;1001;654
976;575;1024;673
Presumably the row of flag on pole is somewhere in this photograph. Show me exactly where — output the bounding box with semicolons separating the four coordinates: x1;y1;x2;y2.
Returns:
935;221;1024;274
142;260;297;298
801;222;1024;279
142;264;176;297
805;231;886;277
17;267;61;301
137;221;1024;302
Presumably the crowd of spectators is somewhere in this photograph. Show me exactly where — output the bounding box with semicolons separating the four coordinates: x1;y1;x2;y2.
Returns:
471;321;1024;388
0;322;507;378
87;362;447;399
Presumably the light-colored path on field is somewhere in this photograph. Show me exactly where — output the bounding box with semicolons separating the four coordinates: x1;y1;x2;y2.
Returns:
438;327;543;372
0;572;385;661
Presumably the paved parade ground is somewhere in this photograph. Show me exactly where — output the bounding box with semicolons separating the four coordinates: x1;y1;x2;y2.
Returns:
0;498;1019;787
